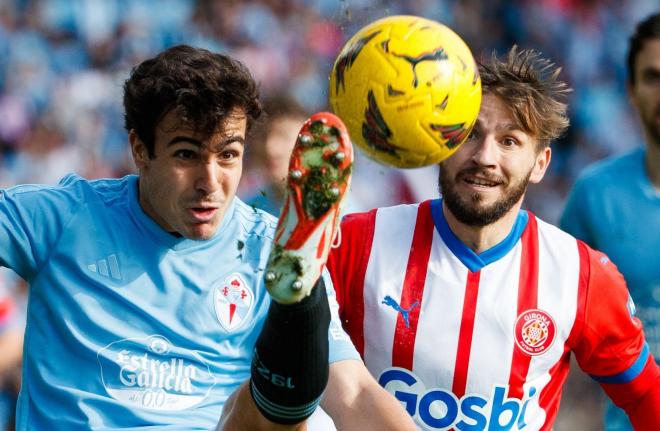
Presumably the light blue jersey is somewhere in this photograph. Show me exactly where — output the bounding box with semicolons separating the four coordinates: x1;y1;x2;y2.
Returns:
244;185;282;217
0;174;359;430
561;148;660;431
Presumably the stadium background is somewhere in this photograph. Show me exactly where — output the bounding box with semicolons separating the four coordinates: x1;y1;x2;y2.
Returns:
0;0;657;429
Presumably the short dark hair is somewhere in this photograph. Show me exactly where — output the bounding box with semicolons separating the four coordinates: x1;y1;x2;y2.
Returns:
478;46;571;149
627;12;660;86
123;45;262;157
261;94;308;135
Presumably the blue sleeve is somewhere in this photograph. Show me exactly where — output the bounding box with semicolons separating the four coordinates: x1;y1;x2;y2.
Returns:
323;270;361;363
0;183;78;280
560;176;595;246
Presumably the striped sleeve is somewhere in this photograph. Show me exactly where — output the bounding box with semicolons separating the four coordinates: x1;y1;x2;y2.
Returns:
572;244;660;426
327;210;377;358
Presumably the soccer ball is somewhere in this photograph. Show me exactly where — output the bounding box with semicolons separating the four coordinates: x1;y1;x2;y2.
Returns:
329;15;481;168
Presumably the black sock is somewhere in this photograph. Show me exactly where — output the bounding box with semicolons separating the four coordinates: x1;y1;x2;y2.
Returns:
249;278;330;424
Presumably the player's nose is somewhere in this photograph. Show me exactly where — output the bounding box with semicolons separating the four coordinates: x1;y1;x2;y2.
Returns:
470;134;498;167
194;161;221;195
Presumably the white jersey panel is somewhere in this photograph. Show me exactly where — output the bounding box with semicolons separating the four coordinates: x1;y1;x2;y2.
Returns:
467;243;523;394
524;220;581;428
531;222;581;372
363;204;419;375
413;225;467;388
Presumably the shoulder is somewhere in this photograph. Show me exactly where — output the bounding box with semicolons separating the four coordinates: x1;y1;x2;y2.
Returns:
535;215;578;242
580;242;626;286
336;202;427;258
534;215;615;268
572;149;643;189
341;208;377;230
343;202;424;228
3;174;132;207
1;175;133;223
532;215;589;280
232;197;279;240
561;150;643;232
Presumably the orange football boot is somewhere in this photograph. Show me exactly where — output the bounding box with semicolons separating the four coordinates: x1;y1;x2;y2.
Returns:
264;112;353;304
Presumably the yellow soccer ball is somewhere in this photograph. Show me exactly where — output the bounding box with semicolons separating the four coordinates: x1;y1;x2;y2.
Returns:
329;15;481;168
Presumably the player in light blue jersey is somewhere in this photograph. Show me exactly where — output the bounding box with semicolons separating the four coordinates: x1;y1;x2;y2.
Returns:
561;12;660;431
0;45;414;430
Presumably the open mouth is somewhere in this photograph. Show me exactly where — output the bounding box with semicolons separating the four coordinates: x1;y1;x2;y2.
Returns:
189;207;218;222
463;176;501;188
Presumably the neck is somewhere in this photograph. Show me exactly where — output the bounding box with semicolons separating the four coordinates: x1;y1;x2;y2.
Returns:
270;181;286;202
442;200;523;254
645;140;660;190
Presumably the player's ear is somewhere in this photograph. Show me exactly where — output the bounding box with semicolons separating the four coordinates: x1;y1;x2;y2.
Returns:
129;130;149;169
529;146;551;184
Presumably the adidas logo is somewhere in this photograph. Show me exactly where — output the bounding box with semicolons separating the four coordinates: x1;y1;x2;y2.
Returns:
88;254;122;280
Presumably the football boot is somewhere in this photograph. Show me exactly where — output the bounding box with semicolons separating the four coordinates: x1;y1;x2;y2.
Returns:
264;112;353;304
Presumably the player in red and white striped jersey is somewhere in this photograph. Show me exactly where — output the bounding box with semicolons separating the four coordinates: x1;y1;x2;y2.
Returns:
328;47;660;431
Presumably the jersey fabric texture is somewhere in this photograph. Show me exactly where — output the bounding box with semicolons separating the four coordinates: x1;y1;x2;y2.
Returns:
328;199;659;431
244;184;281;217
561;148;660;431
0;174;358;431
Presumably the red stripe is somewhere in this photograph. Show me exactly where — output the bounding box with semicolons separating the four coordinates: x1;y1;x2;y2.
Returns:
229;303;236;324
344;210;378;357
537;239;590;430
506;213;539;399
391;200;434;369
565;240;590;349
536;345;572;431
316;228;326;259
452;270;481;398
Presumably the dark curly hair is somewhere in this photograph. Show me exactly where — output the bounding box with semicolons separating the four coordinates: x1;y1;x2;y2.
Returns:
627;12;660;86
123;45;262;157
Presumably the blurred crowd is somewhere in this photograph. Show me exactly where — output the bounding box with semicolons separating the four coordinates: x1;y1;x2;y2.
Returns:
0;0;657;212
0;0;658;429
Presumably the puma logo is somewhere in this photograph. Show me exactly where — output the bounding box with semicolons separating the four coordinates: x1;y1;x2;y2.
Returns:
382;295;420;328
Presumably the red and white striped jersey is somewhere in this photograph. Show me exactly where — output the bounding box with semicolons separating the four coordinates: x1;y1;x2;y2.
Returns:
328;199;659;430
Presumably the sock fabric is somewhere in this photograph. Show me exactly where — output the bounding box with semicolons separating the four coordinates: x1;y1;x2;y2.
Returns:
249;278;330;424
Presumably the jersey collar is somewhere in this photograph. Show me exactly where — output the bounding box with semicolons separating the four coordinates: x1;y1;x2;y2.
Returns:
430;198;528;272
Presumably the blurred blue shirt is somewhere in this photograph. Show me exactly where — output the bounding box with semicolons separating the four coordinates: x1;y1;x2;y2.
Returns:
561;148;660;431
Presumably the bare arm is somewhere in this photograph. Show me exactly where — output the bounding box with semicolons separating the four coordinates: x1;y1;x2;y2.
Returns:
217;381;308;431
0;326;22;376
321;360;416;430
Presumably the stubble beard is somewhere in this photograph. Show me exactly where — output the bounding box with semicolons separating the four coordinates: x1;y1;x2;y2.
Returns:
646;120;660;148
638;100;660;148
438;166;532;227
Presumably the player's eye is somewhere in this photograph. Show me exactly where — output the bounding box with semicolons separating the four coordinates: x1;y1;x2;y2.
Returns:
641;69;660;86
173;149;198;160
219;148;242;163
502;137;518;147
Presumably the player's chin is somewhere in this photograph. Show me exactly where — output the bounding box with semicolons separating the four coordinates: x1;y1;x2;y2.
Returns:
185;222;219;240
464;192;504;211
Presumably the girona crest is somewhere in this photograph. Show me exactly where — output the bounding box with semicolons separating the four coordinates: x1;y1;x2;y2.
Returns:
214;273;254;332
514;309;556;356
